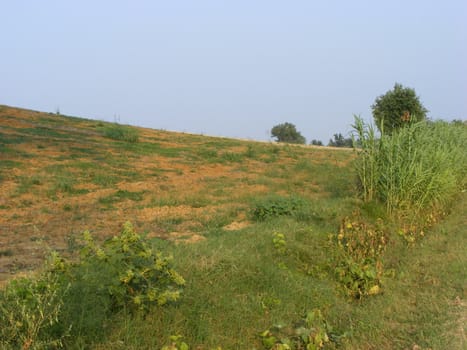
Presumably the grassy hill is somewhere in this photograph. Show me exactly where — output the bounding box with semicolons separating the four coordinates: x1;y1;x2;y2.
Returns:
0;105;465;349
0;105;352;280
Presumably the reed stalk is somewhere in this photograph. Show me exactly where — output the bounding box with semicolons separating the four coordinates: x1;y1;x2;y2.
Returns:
352;116;466;215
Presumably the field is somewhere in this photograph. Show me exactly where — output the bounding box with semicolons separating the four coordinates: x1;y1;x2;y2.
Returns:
0;105;465;349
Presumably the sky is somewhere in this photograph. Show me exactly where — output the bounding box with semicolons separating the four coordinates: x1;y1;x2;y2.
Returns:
1;1;466;143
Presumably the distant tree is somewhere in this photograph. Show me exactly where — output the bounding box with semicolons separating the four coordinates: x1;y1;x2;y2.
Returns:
310;139;323;146
451;119;467;127
271;122;306;144
372;83;428;134
328;133;352;148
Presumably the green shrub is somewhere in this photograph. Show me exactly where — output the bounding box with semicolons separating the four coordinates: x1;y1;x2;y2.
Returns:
76;222;185;311
252;195;305;221
101;123;139;143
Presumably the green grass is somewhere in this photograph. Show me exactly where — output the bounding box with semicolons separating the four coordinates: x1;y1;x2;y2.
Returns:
0;160;22;168
69;146;100;155
50;176;75;194
117;141;185;157
0;132;28;145
191;146;257;164
4;189;466;349
1;106;465;350
151;216;185;233
61;161;122;187
193;147;219;162
0;249;13;257
45;172;89;197
19;127;74;139
219;151;245;163
14;175;43;195
100;123;140;143
85;194;465;349
98;190;145;206
342;194;467;348
101;222;335;348
151;168;184;178
91;172;120;186
147;193;210;208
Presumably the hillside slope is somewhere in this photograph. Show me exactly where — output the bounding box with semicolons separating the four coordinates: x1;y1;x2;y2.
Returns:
1;105;465;349
0;105;352;283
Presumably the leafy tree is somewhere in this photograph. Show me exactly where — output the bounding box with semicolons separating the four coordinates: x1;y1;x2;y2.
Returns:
372;83;428;134
328;133;353;148
310;139;323;146
271;122;306;144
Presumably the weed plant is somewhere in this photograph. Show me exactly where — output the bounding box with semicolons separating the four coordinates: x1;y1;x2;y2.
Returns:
259;309;340;349
0;259;68;349
0;223;184;349
333;216;388;298
251;195;307;221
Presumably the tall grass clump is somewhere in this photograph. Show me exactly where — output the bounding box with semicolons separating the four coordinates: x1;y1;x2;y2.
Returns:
353;115;467;215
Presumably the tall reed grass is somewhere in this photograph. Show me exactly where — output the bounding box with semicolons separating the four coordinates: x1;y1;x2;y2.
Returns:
352;116;466;215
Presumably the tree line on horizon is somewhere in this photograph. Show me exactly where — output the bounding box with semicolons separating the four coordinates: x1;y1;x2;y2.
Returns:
271;83;434;147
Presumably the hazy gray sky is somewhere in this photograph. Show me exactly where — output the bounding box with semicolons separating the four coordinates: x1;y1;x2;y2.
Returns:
1;1;466;142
